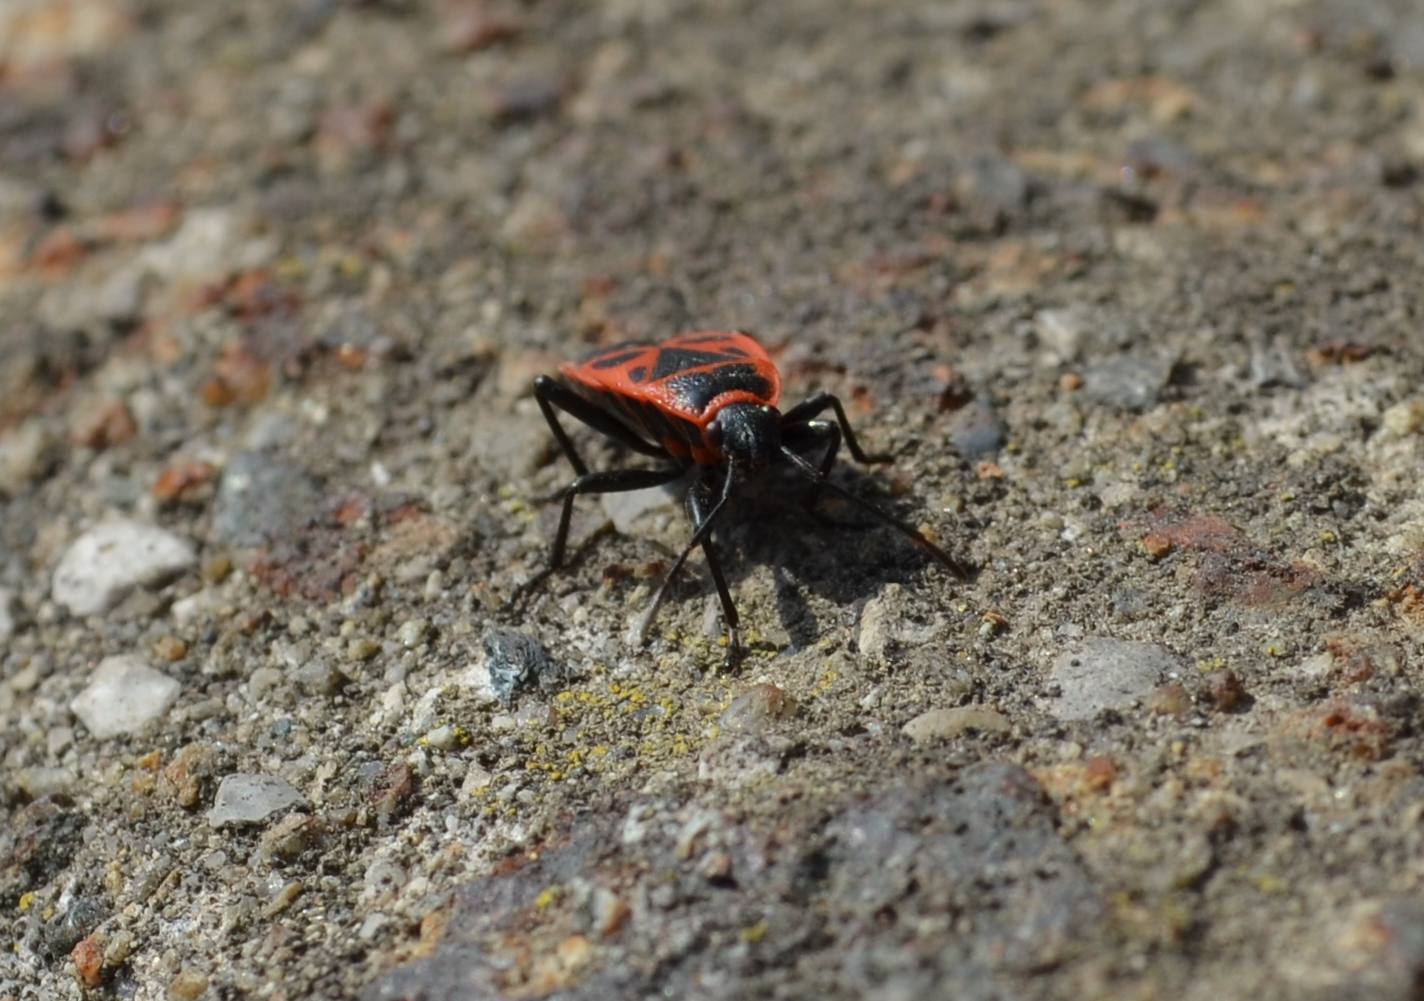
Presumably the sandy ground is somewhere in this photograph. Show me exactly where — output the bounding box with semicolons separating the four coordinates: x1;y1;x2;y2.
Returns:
4;0;1424;998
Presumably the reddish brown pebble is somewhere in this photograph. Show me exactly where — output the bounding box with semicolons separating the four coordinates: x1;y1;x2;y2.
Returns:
1082;756;1117;792
153;461;217;504
71;400;137;450
700;851;734;883
1059;372;1084;392
72;934;104;987
1140;532;1173;559
441;1;521;52
976;461;1005;480
32;227;87;275
1206;669;1247;712
93;199;181;243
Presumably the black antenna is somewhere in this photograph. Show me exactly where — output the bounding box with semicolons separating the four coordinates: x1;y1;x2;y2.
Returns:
779;446;970;579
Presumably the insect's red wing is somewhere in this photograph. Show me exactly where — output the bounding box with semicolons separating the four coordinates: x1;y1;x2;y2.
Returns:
560;341;663;398
561;332;780;426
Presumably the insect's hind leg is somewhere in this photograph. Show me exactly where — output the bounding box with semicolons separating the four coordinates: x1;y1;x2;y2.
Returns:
779;392;890;464
534;375;668;477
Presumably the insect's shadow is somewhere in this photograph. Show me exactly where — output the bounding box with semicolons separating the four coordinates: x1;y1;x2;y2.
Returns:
664;463;960;649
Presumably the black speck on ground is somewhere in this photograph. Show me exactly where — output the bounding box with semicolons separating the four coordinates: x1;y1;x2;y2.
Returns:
4;0;1424;998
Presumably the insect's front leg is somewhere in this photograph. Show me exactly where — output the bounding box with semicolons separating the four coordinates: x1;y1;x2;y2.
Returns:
778;392;891;465
686;471;741;664
781;418;840;512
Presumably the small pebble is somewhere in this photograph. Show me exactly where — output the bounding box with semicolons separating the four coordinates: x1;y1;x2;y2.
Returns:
348;638;381;662
424;725;460;751
52;519;197;616
396;618;429;648
264;881;304;917
1140;532;1173;559
1148;682;1192;716
719;684;794;734
1049;637;1182;721
481;628;562;705
260;813;320;863
208;774;304;828
167;970;208;1001
461;766;494;797
0;420;49;496
603;484;678;534
0;587;13;644
902;707;1011;744
296;660;348;696
947;400;1008;459
1206;669;1248;712
1081;355;1169;413
71;655;181;738
153;635;188;661
212;453;321;548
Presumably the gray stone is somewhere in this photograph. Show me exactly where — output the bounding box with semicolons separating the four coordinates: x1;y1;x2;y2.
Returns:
1081;355;1170;413
0;420;49;497
602;484;679;535
212;452;321;548
209;774;304;828
947;401;1008;459
1048;637;1182;720
480;628;562;705
0;588;13;645
719;684;794;734
903;707;1011;744
70;655;181;738
52;519;196;616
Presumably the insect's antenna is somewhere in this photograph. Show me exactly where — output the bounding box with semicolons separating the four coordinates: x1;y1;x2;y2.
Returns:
632;460;738;645
779;446;970;580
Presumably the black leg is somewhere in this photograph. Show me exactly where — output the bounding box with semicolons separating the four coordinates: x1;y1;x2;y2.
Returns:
632;458;740;651
508;464;685;612
782;419;841;511
534;375;669;477
779;445;971;580
779;392;889;464
686;471;741;660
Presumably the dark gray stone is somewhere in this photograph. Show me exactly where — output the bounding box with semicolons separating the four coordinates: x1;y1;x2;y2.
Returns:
212;452;322;548
481;628;562;705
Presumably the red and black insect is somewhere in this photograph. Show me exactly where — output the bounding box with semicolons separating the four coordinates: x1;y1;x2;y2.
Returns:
516;330;968;658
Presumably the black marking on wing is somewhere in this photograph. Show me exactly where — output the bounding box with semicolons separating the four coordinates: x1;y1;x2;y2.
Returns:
651;348;742;381
587;346;651;370
628;365;648;384
663;364;772;411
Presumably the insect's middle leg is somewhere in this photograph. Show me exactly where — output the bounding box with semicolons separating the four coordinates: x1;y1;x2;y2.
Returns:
686;470;740;656
548;466;686;571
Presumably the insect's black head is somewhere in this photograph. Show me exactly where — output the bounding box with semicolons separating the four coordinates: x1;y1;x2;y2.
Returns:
706;403;781;470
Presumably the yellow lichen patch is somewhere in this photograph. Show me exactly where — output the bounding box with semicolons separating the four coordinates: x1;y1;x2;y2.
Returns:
739;921;769;944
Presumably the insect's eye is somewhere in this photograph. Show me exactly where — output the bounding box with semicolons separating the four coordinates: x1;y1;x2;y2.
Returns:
705;419;724;448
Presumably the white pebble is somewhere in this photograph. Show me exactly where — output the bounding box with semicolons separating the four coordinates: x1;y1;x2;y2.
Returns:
53;519;196;616
70;655;181;738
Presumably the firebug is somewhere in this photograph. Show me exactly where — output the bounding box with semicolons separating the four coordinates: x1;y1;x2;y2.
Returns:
514;331;968;659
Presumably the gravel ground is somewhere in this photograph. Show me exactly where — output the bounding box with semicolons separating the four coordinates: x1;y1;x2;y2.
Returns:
4;0;1424;998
